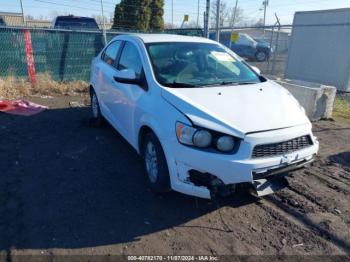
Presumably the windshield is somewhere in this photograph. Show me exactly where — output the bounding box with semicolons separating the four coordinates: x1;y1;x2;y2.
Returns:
146;42;261;88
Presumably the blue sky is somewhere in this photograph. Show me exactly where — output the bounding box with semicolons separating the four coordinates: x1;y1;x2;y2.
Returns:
1;0;350;25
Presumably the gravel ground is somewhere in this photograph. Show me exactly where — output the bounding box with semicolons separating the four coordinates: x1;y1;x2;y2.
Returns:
0;95;349;260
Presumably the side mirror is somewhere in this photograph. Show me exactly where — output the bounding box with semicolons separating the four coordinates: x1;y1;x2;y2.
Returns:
251;66;261;75
114;69;140;84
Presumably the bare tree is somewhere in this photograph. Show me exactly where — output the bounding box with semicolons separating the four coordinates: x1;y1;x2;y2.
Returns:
92;14;108;25
228;6;244;27
49;11;69;20
25;15;34;21
183;20;199;28
210;1;246;28
164;22;175;29
210;0;229;28
253;18;264;26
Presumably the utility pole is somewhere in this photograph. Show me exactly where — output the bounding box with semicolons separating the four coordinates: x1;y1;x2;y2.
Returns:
263;0;268;37
19;0;26;26
215;0;220;41
171;0;174;27
232;0;239;28
204;0;210;38
229;0;239;49
100;0;107;45
197;0;200;28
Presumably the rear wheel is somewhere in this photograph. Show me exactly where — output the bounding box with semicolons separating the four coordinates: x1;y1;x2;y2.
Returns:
255;51;268;62
143;132;171;193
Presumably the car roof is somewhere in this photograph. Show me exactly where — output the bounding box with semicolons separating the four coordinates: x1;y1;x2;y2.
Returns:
55;15;95;20
113;33;217;44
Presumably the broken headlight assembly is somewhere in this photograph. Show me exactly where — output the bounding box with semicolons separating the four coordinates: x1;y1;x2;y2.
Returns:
175;122;239;153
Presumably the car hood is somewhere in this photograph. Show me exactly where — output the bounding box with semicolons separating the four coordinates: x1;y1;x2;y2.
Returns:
257;42;270;48
161;80;310;138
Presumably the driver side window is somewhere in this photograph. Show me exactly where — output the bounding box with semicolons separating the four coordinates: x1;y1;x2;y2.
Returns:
118;42;143;77
102;41;122;66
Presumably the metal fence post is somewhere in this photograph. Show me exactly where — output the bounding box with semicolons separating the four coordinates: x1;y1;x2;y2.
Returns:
267;24;275;72
100;0;107;45
215;0;220;41
271;13;281;76
204;0;210;38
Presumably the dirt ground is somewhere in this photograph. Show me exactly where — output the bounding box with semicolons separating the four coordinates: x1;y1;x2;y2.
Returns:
0;95;350;259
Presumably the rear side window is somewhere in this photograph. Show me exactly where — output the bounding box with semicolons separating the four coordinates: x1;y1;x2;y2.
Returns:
102;41;122;66
118;42;142;77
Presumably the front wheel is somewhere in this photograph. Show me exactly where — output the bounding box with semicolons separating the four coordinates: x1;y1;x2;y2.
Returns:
143;132;171;193
90;89;103;127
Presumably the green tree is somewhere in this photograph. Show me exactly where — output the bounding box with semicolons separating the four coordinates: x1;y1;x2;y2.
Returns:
136;0;151;31
113;1;124;29
122;0;138;30
113;0;137;30
112;0;164;31
149;0;164;31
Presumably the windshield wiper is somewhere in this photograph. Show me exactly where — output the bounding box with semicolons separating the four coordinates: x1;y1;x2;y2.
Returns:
219;81;237;86
164;81;197;88
219;81;258;86
236;82;259;85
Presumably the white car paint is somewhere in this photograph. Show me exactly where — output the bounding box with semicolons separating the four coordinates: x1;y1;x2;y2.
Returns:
90;33;319;199
162;80;309;137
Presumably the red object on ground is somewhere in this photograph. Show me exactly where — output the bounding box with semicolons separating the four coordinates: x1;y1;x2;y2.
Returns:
23;29;36;85
0;100;48;116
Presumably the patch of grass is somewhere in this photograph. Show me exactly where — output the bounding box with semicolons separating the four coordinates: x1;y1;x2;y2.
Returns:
0;73;88;99
333;97;350;124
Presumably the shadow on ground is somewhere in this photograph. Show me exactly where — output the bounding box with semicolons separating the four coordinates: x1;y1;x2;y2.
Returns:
0;107;257;251
329;151;350;169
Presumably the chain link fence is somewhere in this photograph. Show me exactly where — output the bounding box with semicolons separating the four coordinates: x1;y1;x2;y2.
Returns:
0;27;203;82
0;24;349;121
213;23;349;122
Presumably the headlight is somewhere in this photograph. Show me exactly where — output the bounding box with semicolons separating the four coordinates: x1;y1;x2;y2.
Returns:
193;130;212;148
216;135;235;152
176;122;196;145
176;122;237;153
176;122;212;148
176;122;211;147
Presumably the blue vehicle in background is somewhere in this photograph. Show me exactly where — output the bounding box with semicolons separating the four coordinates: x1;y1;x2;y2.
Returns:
52;15;99;30
210;32;273;62
0;17;6;27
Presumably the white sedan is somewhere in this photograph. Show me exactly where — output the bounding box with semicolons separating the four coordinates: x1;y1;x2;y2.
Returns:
89;34;319;199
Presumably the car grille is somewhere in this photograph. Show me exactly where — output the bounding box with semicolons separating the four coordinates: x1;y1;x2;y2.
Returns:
252;135;313;158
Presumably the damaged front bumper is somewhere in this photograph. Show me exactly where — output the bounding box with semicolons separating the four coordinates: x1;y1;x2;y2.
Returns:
166;127;319;199
171;152;315;199
251;158;314;197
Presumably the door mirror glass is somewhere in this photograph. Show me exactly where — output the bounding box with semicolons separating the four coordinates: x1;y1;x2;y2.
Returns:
114;69;140;84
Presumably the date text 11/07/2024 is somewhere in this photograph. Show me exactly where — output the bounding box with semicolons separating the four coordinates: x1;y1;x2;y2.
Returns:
127;255;219;261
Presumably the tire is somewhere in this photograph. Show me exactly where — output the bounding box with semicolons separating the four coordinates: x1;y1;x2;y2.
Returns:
90;88;103;127
255;51;268;62
142;132;171;193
